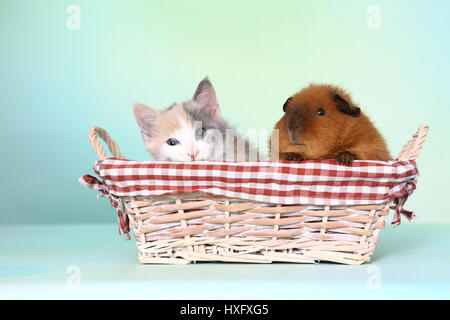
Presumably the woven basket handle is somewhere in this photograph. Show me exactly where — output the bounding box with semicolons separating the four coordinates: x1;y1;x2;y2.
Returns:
89;126;125;160
396;125;429;161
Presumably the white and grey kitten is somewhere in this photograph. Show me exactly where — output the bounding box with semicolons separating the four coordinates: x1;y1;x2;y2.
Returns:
133;77;261;161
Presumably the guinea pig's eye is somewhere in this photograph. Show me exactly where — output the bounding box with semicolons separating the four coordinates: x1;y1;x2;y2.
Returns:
166;138;180;146
317;108;325;116
195;127;207;140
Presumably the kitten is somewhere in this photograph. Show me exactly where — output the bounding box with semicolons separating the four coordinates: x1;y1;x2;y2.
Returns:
133;77;261;161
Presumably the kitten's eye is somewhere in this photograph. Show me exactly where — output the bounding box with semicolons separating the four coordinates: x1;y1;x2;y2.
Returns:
317;108;325;116
195;128;207;140
166;138;179;146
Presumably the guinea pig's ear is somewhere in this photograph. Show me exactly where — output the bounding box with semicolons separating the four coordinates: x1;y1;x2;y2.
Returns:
282;97;293;112
333;94;361;117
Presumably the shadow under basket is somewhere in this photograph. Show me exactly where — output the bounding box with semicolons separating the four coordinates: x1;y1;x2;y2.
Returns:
82;125;429;265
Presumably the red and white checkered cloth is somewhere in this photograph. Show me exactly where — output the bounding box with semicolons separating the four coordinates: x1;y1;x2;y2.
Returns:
79;159;419;239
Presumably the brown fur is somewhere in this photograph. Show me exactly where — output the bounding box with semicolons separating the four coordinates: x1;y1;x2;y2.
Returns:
271;84;391;163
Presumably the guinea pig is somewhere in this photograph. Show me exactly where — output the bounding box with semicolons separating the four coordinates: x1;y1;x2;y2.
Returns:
271;84;391;164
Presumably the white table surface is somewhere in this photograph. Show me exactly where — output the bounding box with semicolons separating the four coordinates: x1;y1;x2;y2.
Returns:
1;223;449;299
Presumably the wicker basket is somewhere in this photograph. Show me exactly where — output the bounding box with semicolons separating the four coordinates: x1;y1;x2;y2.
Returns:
86;125;428;265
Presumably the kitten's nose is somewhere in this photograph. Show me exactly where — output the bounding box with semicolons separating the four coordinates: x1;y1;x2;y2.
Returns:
190;151;199;161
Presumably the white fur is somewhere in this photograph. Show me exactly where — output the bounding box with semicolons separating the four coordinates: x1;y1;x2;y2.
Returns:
156;120;225;161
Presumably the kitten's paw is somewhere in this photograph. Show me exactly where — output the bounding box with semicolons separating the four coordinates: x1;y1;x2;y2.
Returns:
285;153;304;162
337;151;356;165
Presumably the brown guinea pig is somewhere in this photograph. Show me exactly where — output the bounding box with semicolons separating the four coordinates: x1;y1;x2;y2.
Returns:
271;84;391;164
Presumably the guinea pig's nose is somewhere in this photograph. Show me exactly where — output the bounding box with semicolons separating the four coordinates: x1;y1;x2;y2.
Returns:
287;118;297;129
288;121;301;132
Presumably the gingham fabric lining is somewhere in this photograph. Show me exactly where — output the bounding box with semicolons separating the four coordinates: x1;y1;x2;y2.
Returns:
80;159;419;239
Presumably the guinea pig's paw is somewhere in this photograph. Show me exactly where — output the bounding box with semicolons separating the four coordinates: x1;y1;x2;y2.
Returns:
286;153;304;162
337;151;356;165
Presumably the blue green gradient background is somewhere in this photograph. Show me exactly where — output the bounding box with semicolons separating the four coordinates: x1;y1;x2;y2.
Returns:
0;0;448;225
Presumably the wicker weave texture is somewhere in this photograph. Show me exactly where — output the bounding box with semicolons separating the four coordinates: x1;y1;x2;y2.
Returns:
124;196;389;264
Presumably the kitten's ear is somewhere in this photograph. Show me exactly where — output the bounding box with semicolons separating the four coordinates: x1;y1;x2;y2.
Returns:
192;77;220;116
133;103;160;142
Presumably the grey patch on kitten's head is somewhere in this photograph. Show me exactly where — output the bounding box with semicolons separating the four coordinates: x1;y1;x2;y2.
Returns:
186;78;260;161
183;102;228;135
185;77;229;137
